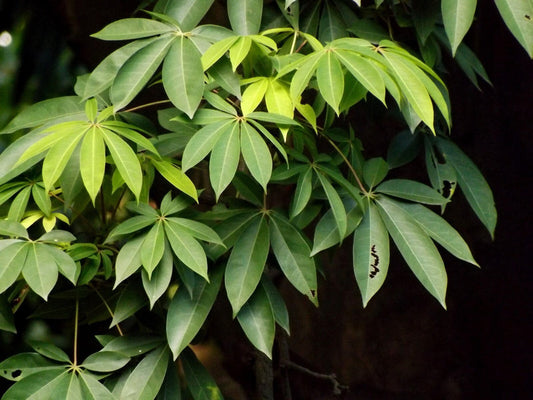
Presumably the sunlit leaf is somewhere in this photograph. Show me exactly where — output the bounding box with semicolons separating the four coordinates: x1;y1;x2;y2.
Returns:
81;351;130;372
228;0;263;35
92;18;175;41
442;0;477;56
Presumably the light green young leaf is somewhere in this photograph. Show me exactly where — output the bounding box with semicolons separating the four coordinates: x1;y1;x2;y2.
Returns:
2;369;69;400
22;243;58;301
376;179;449;206
110;282;147;327
111;35;174;111
102;128;143;199
163;36;204;119
114;235;145;288
261;277;290;334
201;36;239;71
269;212;318;305
209;121;240;200
495;0;533;58
7;185;31;222
316;50;344;114
166;268;223;359
151;159;198;202
241;78;268;116
141;221;165;277
442;0;477;56
376;196;447;308
182;120;234;172
229;36;252;71
290;51;324;101
225;215;269;316
353;202;390;307
237;284;275;358
180;347;223;400
80;126;106;204
81;351;130;372
240;122;272;190
1;96;85;134
91;18;175;41
142;244;173;309
396;202;478;266
436;138;497;237
164;219;208;279
228;0;263;35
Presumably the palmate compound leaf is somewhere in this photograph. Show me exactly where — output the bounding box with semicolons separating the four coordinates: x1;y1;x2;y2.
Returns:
166;267;223;359
180;347;223;400
376;195;447;308
236;284;275;359
352;202;390;307
225;215;269;316
269;212;318;306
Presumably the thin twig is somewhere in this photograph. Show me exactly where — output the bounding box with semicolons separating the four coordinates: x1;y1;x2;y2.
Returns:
92;284;124;336
282;360;348;395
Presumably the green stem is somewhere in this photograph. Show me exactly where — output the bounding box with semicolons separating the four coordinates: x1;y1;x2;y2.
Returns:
123;100;171;113
290;31;298;54
73;296;79;366
92;284;124;336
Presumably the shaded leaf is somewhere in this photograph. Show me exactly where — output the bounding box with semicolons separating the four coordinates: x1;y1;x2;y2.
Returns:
261;277;290;334
81;351;130;372
110;282;147;327
180;347;223;400
27;340;70;363
209;121;241;199
376;179;449;206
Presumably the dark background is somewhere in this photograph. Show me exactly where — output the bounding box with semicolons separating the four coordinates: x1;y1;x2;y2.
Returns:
0;1;531;398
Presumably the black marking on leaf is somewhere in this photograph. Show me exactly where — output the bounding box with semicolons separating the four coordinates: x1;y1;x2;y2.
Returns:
310;289;316;297
441;180;456;199
11;369;21;378
525;14;531;20
369;244;380;279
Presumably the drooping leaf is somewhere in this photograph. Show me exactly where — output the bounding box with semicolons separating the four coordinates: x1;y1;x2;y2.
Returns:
352;202;390;307
225;215;269;316
442;0;477;56
142;244;174;308
376;196;447;308
289;166;313;219
0;294;16;333
261;277;290;334
240;122;272;190
180;347;224;400
166;268;223;359
317;172;347;238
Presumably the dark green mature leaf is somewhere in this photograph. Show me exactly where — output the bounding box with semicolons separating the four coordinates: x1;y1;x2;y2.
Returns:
54;371;83;400
269;212;318;305
81;351;130;372
353;202;390;307
111;35;174;111
92;18;175;41
141;222;166;277
228;0;263;35
180;347;223;400
0;353;63;381
1;369;68;400
165;217;223;245
237;284;275;358
240;122;272;190
316;50;344;114
156;0;214;31
105;215;156;244
142;244;173;308
78;372;117;400
261;277;290;334
166;268;223;359
1;97;85;134
46;246;80;285
163;36;204;119
436;138;497;238
363;157;388;190
209;121;240;199
22;243;58;301
116;346;169;400
111;282;147;327
289;166;313;219
225;215;269;316
0;294;16;333
387;130;422;169
376;196;447;308
114;235;146;288
495;0;533;58
317;172;347;238
442;0;477;56
156;360;182;400
102;335;164;357
27;341;70;363
376;179;449;206
206;210;259;259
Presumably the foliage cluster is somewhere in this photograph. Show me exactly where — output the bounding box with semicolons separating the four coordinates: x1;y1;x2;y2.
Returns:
0;0;528;398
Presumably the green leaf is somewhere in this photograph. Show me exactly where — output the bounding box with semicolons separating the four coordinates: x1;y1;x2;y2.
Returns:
102;120;159;154
156;360;182;400
269;212;318;305
118;346;169;400
105;215;156;244
78;372;117;400
180;347;223;400
54;373;83;400
241;78;268;116
201;36;240;71
111;36;174;111
363;157;388;190
206;210;259;259
396;202;478;266
494;0;533;58
182;120;233;172
376;196;447;308
442;0;477;56
46;246;80;285
0;294;16;333
142;244;173;309
114;235;144;288
261;277;290;334
236;284;275;358
102;129;143;199
163;36;204;119
27;340;70;363
203;90;238;115
376;179;449;206
22;243;58;301
207;57;242;98
316;50;344;114
83;39;155;99
141;222;166;277
381;51;434;132
165;217;223;245
0;353;63;382
2;369;68;400
225;215;269;316
317;172;347;238
166;268;223;359
1;96;85;134
209;121;241;200
228;0;263;35
247;111;300;126
289;166;313;218
164;219;208;279
353;202;390;307
92;18;175;40
157;0;214;31
151;159;198;202
229;36;253;71
81;351;130;372
387;130;422;169
80;126;106;204
436;138;497;238
240;122;272;190
0;219;29;239
111;282;147;327
102;335;164;357
289;51;324;101
7;185;31;223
